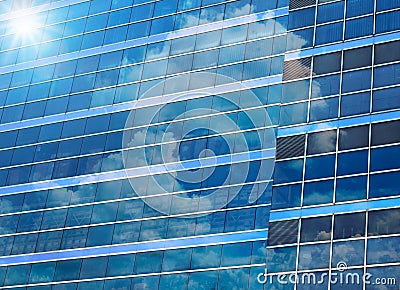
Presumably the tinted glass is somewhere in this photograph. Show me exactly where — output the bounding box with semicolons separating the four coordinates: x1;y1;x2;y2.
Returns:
343;46;372;70
334;212;366;239
338;125;369;150
313;52;341;75
300;216;332;242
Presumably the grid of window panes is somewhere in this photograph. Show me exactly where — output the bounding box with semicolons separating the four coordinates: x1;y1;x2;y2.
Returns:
0;0;288;289
286;0;400;51
268;0;400;288
266;208;400;289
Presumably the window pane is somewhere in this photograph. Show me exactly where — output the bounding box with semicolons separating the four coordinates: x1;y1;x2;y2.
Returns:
300;216;332;242
334;212;365;239
368;208;400;236
303;179;334;205
339;125;369;150
335;176;367;202
305;154;335;180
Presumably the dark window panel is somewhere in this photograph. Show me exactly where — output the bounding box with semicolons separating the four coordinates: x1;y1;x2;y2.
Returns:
368;208;400;236
289;0;316;10
334;212;366;239
313;52;341;76
268;219;299;246
338;125;369;150
300;216;332;242
276;134;306;159
341;91;370;117
307;130;337;154
371;120;400;146
343;46;372;70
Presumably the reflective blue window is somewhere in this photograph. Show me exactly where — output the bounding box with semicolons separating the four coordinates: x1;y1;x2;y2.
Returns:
342;69;372;93
286;28;314;51
303;179;334;206
317;1;344;24
267;246;297;273
280;102;308;126
79;257;108;279
272;184;302;209
309;97;339;122
377;0;400;11
341;92;370;116
274;159;304;184
374;63;400;88
376;10;400;33
288;7;315;30
332;240;365;267
336;176;367;202
315;22;343;45
282;80;310;103
367;237;400;264
298;243;330;270
305;154;335;180
311;74;340;98
371;145;400;172
347;0;374;17
345;16;373;39
370;171;400;198
337;150;368;176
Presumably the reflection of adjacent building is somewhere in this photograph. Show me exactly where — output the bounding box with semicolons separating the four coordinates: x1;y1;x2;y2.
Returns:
0;0;399;289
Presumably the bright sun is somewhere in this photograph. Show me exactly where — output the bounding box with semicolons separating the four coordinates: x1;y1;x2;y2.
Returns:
10;13;40;36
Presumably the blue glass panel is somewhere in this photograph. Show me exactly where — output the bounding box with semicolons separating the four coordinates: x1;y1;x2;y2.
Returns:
317;1;344;24
311;74;340;98
374;63;400;88
315;22;343;46
376;10;400;33
272;184;302;209
106;254;135;277
337;150;368;176
282;80;310;103
267;246;297;273
342;69;372;93
345;16;374;39
280;102;308;126
332;240;365;267
371;145;400;172
298;243;330;270
310;97;339;121
303;179;334;205
286;28;314;51
288;7;315;30
347;0;374;17
29;263;55;283
274;159;304;184
370;171;400;198
305;154;335;180
341;92;370;116
367;237;400;264
377;0;400;11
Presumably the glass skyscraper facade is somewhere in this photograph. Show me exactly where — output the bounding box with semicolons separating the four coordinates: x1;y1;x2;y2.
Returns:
0;0;398;289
